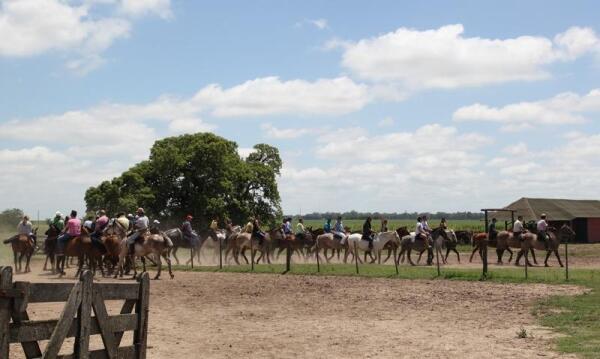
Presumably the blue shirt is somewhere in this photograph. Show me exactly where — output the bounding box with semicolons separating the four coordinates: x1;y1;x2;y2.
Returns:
324;222;332;233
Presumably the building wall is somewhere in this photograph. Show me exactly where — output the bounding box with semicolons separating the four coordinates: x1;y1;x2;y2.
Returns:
586;218;600;243
572;218;588;243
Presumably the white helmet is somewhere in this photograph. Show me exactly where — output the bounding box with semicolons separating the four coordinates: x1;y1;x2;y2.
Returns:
55;211;62;217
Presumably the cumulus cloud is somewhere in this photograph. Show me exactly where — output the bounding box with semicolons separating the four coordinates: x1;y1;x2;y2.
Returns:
295;18;328;30
260;123;318;139
195;76;371;117
119;0;172;19
453;88;600;130
0;0;171;73
331;24;600;91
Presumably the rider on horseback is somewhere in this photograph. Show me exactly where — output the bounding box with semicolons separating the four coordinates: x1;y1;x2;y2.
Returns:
333;216;346;243
296;218;306;240
537;214;549;250
12;215;37;248
90;210;109;253
513;215;524;242
489;218;498;242
52;211;65;231
362;217;375;250
181;215;200;247
323;218;332;234
380;218;388;232
56;210;81;255
209;217;219;241
252;217;266;245
282;217;293;239
126;208;149;256
415;217;428;245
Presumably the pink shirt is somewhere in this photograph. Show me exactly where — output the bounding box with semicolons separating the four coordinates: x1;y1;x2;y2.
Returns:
96;215;109;230
66;218;82;236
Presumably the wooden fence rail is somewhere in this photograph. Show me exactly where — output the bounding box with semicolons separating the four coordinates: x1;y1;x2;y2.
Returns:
0;266;149;359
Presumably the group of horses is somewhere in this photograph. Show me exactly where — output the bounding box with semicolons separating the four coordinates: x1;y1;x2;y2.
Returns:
4;220;576;280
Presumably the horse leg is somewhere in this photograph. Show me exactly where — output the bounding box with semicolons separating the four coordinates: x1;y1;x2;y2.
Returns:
172;247;180;265
163;253;175;279
408;248;415;266
506;248;513;263
240;249;249;265
469;245;479;263
25;253;32;273
13;251;19;273
154;254;162;280
515;250;523;266
382;248;392;264
524;249;534;267
530;248;538;265
496;249;503;264
43;254;49;271
544;250;552;267
453;248;460;263
416;250;424;264
554;249;564;267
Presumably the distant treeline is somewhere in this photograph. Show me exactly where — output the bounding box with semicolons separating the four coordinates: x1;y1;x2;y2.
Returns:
292;211;484;220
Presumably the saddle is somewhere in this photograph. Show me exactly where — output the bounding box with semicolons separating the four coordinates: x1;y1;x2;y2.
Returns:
80;236;92;244
17;234;30;243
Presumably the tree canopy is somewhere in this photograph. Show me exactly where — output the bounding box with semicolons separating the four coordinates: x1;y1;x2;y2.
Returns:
85;133;282;227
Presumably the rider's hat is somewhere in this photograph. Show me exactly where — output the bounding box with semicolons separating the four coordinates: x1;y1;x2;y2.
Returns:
55;211;62;217
186;214;193;221
541;213;547;218
137;207;144;214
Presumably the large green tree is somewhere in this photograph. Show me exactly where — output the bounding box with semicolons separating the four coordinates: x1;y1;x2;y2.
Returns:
85;133;282;227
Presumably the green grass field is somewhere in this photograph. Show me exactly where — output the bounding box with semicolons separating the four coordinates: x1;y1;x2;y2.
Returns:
301;218;485;232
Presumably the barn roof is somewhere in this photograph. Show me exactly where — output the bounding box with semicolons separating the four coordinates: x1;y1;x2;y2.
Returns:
501;197;600;221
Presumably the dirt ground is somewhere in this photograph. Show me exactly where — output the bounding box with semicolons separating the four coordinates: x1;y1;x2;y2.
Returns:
7;260;585;359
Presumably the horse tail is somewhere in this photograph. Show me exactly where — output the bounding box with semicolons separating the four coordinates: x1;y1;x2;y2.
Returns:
3;238;12;244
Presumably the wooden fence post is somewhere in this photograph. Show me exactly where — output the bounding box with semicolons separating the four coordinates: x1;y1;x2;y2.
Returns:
393;248;399;275
135;272;150;359
190;247;194;269
435;245;441;277
285;245;291;273
219;236;223;270
315;241;320;273
75;270;93;358
354;241;359;275
0;266;12;358
565;235;569;281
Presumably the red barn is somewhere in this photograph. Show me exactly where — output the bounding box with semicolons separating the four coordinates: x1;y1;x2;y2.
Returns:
503;197;600;243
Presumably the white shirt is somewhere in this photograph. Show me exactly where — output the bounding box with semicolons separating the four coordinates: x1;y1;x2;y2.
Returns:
135;216;149;230
296;222;305;233
415;222;424;235
537;219;548;232
513;220;524;233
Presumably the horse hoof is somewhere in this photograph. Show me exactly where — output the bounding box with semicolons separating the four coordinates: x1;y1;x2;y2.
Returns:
170;275;174;279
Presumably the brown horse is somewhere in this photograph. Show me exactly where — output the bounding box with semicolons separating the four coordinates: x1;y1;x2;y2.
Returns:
515;225;568;267
382;227;410;263
314;232;348;263
43;225;60;273
115;231;174;280
397;227;448;266
56;228;105;277
470;231;537;264
4;228;37;273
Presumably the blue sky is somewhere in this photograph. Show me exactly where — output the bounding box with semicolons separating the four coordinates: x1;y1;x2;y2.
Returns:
2;0;600;218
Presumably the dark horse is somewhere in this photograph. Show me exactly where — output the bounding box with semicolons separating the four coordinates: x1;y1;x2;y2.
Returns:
43;224;60;273
164;228;202;265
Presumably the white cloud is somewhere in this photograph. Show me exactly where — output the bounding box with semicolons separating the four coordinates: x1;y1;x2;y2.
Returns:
0;0;171;73
119;0;172;19
260;123;317;139
295;18;328;30
195;76;371;117
332;24;600;91
453;88;600;130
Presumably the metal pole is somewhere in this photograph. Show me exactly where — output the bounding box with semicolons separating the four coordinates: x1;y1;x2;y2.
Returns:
315;241;320;273
250;236;254;272
354;241;359;274
219;235;223;270
482;210;488;279
565;222;570;281
285;245;291;273
393;247;399;275
190;247;194;268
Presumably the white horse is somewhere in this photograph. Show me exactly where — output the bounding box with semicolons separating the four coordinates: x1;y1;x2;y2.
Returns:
345;231;400;264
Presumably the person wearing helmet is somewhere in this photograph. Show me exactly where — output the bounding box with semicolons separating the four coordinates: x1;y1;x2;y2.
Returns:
126;208;149;256
126;213;135;231
537;213;549;250
252;217;266;245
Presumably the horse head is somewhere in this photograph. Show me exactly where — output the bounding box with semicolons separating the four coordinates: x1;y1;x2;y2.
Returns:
558;223;576;239
395;226;409;237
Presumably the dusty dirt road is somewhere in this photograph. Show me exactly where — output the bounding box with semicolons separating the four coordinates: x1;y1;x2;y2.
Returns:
7;260;585;359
